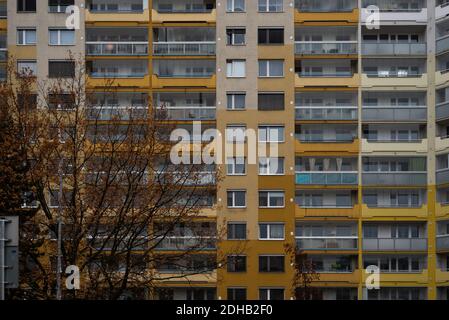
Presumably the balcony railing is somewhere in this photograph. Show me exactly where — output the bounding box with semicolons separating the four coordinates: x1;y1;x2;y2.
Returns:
299;71;353;78
90;72;147;78
86;107;147;121
362;107;427;122
437;234;449;250
436;101;449;121
437;168;449;185
156;7;214;13
362;238;427;251
295;1;356;12
362;43;426;55
153;42;215;56
155;72;214;78
437;35;449;54
156;106;216;120
296;237;358;250
297;203;354;209
362;172;427;186
155;236;216;250
295;41;357;55
295;106;357;121
365;203;423;209
295;172;358;185
362;0;425;11
364;71;422;78
86;42;148;56
0;48;6;62
296;134;356;142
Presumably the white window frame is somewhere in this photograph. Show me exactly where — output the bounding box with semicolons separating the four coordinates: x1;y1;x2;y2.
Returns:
227;190;246;208
227;28;246;45
17;28;37;45
227;92;246;110
259;60;284;77
226;125;247;143
17;60;37;76
259;288;285;300
259;190;285;208
49;28;75;45
227;0;245;12
258;125;285;143
259;223;285;240
259;157;285;175
258;0;283;12
227;157;246;176
226;59;246;78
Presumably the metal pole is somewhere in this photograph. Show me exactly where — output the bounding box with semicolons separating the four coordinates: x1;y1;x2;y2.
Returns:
56;159;63;300
0;219;5;300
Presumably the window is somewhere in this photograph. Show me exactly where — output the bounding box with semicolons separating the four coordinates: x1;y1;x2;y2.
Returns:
258;126;284;143
18;94;38;109
17;60;37;76
49;60;75;78
227;0;245;12
227;255;246;272
259;256;284;272
49;189;73;208
227;93;246;110
17;28;36;45
258;0;283;12
17;0;36;12
259;157;284;175
227;190;246;208
258;93;284;110
259;60;284;77
48;94;75;110
49;0;74;13
227;60;246;77
258;28;284;45
259;223;284;240
259;191;285;208
226;125;246;143
227;157;246;175
259;288;284;300
226;28;246;45
364;225;378;238
49;29;75;45
227;223;246;240
228;288;247;300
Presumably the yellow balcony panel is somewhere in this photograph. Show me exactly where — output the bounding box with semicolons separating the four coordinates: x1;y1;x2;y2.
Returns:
295;204;360;219
436;269;449;284
295;139;359;154
362;74;428;89
154;270;217;285
151;9;216;24
437;70;449;88
295;73;360;88
85;9;150;24
362;270;428;285
361;204;428;219
436;203;449;219
314;270;360;284
87;75;150;88
436;136;449;154
361;139;428;154
295;9;359;24
9;46;36;60
198;207;217;218
0;20;6;31
152;74;216;89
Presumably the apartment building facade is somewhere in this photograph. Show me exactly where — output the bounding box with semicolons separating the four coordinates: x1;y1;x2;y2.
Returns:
4;0;449;300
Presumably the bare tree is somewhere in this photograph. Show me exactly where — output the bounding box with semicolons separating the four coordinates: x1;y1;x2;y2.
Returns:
1;57;229;300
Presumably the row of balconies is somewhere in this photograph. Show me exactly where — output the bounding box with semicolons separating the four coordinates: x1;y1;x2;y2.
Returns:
295;172;427;186
295;42;427;56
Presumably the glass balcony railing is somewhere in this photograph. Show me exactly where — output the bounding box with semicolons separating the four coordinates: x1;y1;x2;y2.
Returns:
89;3;144;13
153;42;216;56
156;107;216;120
436;35;449;54
155;6;214;13
362;172;427;186
295;172;358;185
364;71;422;78
362;0;425;11
86;107;147;121
86;42;148;56
437;168;449;185
155;236;216;251
362;43;426;55
155;71;214;78
0;48;6;62
365;203;423;208
90;71;147;78
295;0;356;12
436;101;449;121
296;133;356;142
295;107;358;121
437;234;449;250
362;238;427;251
299;71;353;77
295;42;357;55
296;237;358;250
362;107;427;122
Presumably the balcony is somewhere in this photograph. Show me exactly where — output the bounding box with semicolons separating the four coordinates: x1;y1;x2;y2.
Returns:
295;72;360;88
295;203;360;218
362;107;427;122
361;139;428;154
361;204;428;218
295;106;357;121
436;1;449;20
362;269;428;284
86;107;147;121
362;238;427;251
294;1;359;23
152;0;216;23
436;136;449;153
86;1;150;23
0;2;5;28
86;42;148;56
295;172;358;185
361;1;427;24
437;101;449;121
362;172;427;186
156;106;215;121
437;69;449;87
295;42;357;56
153;42;215;56
437;168;449;185
315;270;360;284
437;234;449;251
295;137;359;154
152;59;216;88
362;73;427;88
362;43;426;56
155;236;216;251
437;35;449;55
296;237;358;251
